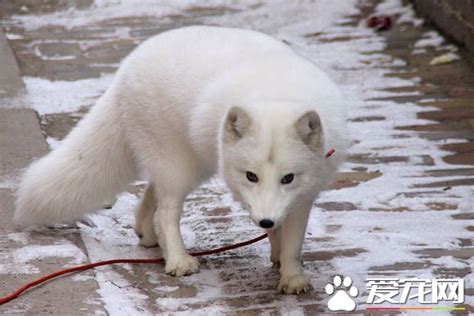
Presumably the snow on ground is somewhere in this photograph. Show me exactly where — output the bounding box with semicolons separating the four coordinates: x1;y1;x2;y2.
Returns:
9;0;257;31
23;75;114;115
1;236;88;275
4;0;472;314
374;0;423;26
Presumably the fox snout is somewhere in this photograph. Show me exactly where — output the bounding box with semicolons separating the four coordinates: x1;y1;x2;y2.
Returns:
231;187;287;230
250;213;282;230
259;218;274;229
247;199;287;230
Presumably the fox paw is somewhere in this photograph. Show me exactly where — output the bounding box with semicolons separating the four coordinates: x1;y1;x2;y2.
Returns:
165;255;199;277
139;235;158;248
134;223;158;247
278;274;312;295
271;254;280;266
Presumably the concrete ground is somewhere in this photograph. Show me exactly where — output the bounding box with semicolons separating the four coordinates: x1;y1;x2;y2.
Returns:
0;0;473;314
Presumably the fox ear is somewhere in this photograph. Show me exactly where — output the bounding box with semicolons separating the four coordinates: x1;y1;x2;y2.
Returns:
295;111;322;149
224;106;252;142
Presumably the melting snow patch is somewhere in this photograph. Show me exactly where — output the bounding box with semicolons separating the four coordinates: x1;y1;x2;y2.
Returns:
431;256;468;269
95;269;152;316
415;31;445;49
7;232;29;245
23;75;114;115
5;33;24;40
9;0;258;31
156;286;180;293
375;0;423;27
0;174;19;190
157;270;225;314
14;243;87;265
46;137;63;150
1;241;87;275
33;46;76;61
73;273;96;282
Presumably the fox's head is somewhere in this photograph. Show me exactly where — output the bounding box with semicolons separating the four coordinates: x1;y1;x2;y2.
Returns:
219;103;335;230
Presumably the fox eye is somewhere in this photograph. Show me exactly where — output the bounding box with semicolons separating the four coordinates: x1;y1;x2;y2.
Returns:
246;171;259;183
281;173;294;185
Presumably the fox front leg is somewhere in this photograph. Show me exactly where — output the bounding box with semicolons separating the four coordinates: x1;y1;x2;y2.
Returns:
153;194;199;277
278;203;312;295
268;228;281;266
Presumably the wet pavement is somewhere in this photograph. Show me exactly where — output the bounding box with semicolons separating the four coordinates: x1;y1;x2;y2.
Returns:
0;0;473;314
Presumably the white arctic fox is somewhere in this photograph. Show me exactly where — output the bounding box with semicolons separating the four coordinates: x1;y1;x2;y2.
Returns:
15;26;347;294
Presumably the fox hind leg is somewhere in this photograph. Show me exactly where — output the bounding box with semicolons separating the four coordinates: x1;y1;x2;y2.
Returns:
134;139;204;276
135;183;159;247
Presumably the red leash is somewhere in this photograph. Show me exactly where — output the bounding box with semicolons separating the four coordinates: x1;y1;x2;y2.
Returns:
0;233;268;305
0;148;335;306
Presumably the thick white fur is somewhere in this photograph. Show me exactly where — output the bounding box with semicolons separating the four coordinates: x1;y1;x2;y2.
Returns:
15;26;347;293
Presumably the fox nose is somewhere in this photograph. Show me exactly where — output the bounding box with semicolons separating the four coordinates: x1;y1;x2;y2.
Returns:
259;219;274;229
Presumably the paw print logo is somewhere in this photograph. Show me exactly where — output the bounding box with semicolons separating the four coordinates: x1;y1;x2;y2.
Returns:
325;275;358;312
